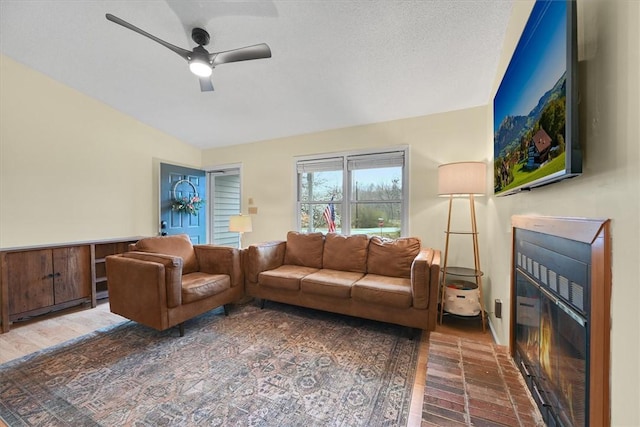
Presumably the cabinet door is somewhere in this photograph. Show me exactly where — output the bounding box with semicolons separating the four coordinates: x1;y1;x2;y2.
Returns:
53;246;91;304
6;250;54;315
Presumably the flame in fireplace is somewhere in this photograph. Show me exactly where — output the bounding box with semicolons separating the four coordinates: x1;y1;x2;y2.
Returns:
540;310;553;381
521;306;585;426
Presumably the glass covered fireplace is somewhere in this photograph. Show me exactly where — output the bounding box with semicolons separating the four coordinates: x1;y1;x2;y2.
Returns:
511;216;611;427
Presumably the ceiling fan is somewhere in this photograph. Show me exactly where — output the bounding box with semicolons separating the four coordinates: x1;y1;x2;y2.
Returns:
105;13;271;92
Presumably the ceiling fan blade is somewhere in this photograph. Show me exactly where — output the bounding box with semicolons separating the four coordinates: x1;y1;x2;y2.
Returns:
211;43;271;66
106;13;191;61
199;76;214;92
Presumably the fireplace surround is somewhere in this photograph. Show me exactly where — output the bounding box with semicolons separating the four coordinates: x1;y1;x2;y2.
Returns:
511;216;611;426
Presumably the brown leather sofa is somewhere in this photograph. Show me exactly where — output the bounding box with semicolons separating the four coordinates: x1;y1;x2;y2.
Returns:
245;232;441;331
105;234;243;336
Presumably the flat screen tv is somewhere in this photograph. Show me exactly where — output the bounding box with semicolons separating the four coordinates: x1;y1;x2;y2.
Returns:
494;0;581;196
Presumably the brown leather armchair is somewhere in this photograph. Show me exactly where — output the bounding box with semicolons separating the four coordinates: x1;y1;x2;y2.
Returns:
105;234;243;336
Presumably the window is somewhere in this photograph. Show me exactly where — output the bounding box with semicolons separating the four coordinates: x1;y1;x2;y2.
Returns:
297;157;343;233
296;149;407;237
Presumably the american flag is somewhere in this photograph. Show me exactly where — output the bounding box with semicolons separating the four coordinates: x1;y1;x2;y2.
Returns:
323;198;336;232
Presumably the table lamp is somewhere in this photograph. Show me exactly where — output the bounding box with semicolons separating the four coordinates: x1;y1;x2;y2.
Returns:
229;214;252;248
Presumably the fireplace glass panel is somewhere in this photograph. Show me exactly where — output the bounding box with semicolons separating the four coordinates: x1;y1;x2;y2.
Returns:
543;295;587;427
516;269;587;427
515;272;540;369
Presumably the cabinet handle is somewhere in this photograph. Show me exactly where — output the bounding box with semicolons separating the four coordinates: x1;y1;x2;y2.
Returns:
44;272;62;279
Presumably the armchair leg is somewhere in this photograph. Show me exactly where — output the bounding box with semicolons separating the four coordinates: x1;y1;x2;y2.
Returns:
178;323;185;337
223;304;229;316
261;299;266;309
407;327;419;341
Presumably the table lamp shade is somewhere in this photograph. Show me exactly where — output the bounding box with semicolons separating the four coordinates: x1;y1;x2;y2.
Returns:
438;161;486;196
229;214;252;233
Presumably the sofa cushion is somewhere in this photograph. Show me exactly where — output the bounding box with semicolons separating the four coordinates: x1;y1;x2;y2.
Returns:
366;236;421;279
133;234;199;275
322;233;369;273
284;231;324;268
259;265;319;291
181;272;230;304
301;269;364;298
352;274;412;308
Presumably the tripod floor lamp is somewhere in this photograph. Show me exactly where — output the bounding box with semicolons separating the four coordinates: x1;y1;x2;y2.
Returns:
437;161;487;331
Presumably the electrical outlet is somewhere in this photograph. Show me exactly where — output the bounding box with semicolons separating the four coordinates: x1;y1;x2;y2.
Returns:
494;299;503;319
248;206;258;214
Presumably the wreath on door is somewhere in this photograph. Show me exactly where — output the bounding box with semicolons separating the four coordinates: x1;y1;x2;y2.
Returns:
171;179;205;215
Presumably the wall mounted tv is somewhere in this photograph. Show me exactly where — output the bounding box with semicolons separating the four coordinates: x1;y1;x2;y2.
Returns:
494;0;581;196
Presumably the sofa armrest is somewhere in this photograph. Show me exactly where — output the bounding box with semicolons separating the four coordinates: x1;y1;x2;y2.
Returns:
121;251;183;307
194;245;242;288
246;240;287;282
411;248;441;310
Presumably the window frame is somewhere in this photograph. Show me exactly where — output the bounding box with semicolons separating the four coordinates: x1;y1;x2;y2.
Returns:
294;147;409;236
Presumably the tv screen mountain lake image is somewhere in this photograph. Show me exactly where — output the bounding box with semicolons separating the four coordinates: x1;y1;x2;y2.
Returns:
493;0;569;195
494;73;567;194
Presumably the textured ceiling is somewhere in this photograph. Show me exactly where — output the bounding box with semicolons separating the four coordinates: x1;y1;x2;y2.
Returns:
0;1;514;149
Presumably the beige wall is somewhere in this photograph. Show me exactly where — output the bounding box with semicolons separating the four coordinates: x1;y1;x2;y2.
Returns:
0;56;202;248
201;106;489;252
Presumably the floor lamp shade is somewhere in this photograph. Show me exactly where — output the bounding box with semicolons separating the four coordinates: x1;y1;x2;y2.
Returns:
438;162;486;196
229;215;253;233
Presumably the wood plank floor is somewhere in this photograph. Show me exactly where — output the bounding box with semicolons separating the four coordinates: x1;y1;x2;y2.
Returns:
0;301;125;365
0;302;499;427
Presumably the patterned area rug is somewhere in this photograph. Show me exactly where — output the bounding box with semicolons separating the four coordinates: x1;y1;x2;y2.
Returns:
0;301;420;426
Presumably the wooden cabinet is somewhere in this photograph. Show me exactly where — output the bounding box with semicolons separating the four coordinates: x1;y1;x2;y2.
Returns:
90;239;138;306
1;246;91;331
54;247;91;304
1;237;141;333
5;249;55;314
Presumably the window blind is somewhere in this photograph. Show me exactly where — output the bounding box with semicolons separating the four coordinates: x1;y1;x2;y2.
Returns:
296;157;343;173
347;151;405;170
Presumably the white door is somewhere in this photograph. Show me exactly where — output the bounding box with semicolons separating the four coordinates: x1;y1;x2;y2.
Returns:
208;168;241;247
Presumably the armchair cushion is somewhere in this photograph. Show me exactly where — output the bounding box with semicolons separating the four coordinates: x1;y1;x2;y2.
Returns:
132;234;199;274
181;272;231;304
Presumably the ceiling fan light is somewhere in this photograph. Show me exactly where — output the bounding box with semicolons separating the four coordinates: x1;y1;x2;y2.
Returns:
189;60;212;77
